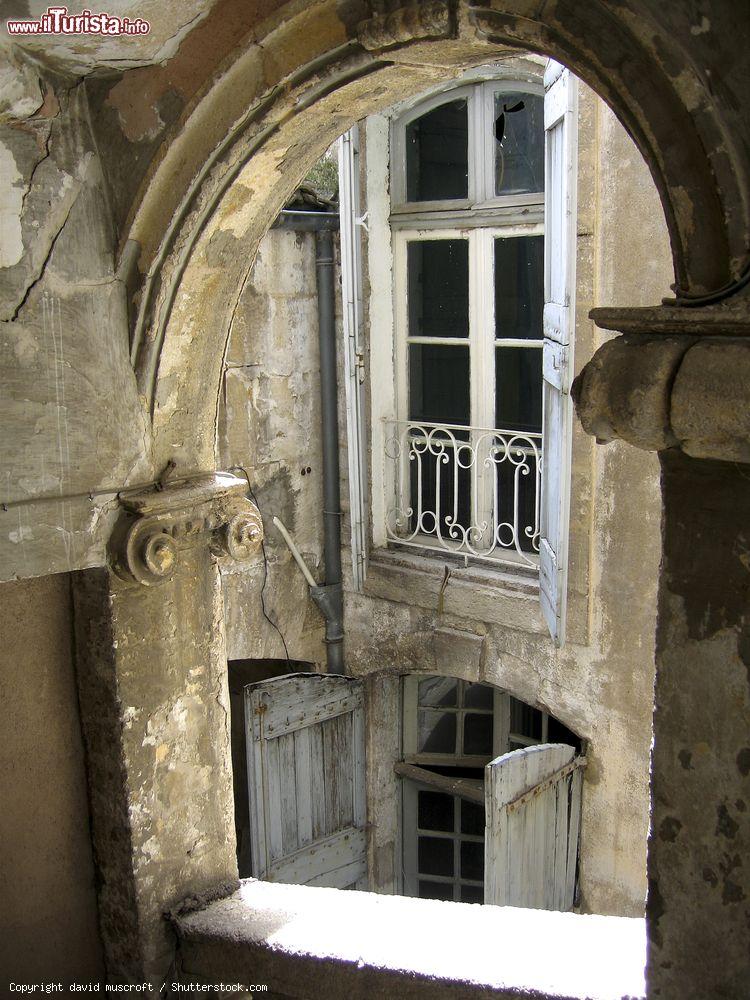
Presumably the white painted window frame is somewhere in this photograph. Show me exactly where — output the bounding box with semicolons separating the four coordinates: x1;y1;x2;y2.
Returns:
371;74;550;563
365;61;576;629
338;126;368;591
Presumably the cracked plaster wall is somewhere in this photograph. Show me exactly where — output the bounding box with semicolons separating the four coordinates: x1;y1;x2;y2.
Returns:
218;226;342;667
0;64;153;583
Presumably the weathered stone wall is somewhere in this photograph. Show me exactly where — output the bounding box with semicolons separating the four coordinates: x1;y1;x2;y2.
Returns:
72;549;238;986
335;83;672;917
218;226;341;666
0;573;104;984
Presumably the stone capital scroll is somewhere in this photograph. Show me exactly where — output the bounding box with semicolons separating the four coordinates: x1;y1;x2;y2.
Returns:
573;298;750;462
111;472;263;586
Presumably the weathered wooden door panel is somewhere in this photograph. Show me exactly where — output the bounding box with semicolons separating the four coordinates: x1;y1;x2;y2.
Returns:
245;673;366;888
485;743;584;910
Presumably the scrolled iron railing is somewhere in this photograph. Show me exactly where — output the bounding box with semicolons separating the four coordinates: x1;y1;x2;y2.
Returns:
384;419;541;566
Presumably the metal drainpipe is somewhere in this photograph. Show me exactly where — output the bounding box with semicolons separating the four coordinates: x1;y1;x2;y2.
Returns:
311;225;345;674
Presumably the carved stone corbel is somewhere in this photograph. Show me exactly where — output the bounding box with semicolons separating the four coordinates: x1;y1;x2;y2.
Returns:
573;299;750;462
111;472;263;586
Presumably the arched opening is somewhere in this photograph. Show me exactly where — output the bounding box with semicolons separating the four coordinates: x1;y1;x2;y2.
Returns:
213;47;666;921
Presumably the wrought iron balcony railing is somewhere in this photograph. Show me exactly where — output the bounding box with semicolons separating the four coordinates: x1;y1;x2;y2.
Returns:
383;420;541;567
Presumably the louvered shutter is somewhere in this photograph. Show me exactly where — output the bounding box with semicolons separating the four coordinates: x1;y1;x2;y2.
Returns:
484;743;584;910
245;673;367;888
540;61;577;646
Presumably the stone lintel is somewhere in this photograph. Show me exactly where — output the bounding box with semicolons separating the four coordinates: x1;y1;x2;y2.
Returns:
112;472;263;586
574;300;750;461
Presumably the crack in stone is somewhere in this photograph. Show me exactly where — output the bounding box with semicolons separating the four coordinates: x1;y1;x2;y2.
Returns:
19;122;53;218
8;200;74;322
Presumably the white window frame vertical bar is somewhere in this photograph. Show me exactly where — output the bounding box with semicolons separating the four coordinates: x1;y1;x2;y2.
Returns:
366;114;397;549
338;126;368;590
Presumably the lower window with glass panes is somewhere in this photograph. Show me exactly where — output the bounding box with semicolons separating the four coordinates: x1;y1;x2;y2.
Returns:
400;674;580;902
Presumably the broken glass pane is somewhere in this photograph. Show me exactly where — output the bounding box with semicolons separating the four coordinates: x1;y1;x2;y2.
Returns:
494;91;544;196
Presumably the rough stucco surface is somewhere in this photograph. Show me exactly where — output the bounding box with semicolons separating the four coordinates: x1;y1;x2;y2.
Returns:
0;573;104;984
648;452;750;999
72;553;238;985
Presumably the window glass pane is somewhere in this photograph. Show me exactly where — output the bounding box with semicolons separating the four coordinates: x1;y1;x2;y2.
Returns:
495;346;542;433
460;799;485;836
408;240;469;339
409;344;470;425
418;836;454;876
419;880;454;901
418;790;455;832
463;713;493;756
463;682;493;710
418;676;458;707
510;698;543;740
460;840;484;880
460;885;484;904
418;709;457;754
495;236;543;340
494;91;544;195
406;99;468;202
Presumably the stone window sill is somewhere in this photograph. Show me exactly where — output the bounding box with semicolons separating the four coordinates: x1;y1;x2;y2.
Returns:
174;879;646;999
362;547;548;635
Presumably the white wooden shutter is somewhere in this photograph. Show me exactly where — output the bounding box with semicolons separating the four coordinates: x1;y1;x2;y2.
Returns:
540;61;577;646
484;743;584;910
245;673;366;888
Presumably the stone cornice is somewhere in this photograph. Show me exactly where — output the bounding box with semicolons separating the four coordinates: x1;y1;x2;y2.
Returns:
111;472;263;586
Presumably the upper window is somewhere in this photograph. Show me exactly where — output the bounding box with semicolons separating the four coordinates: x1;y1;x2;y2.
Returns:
386;81;546;571
367;63;578;644
392;82;544;210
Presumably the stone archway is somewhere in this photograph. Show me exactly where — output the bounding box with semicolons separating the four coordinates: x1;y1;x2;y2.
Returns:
116;0;747;478
72;4;749;995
